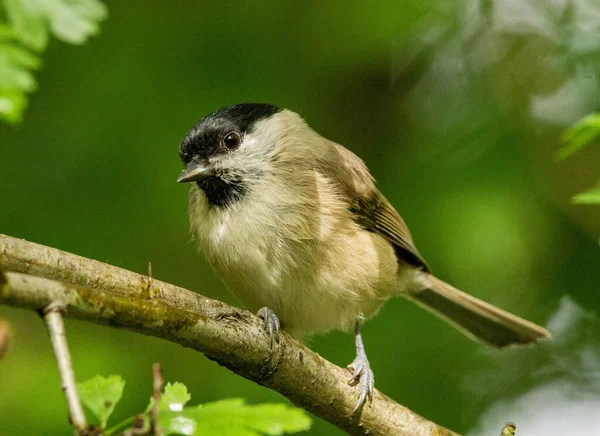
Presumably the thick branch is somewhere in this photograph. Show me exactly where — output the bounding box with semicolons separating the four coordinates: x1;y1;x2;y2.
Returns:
0;234;459;436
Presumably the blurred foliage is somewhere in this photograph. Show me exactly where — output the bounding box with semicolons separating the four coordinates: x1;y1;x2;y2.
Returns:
467;297;600;435
1;1;600;435
559;113;600;204
0;0;106;123
77;376;311;436
558;113;600;161
572;183;600;204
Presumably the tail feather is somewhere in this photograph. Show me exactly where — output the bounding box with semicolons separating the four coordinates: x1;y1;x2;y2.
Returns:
411;275;551;348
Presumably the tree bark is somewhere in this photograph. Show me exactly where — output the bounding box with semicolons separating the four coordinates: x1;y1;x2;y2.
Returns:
0;234;459;436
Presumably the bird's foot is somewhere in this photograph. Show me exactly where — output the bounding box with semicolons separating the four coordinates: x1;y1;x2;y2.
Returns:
347;353;374;413
257;306;280;349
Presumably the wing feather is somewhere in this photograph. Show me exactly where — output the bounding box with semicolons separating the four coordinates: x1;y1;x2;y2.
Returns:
317;141;429;271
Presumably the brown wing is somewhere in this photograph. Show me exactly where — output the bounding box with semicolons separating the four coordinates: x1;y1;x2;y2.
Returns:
317;142;429;272
349;192;429;271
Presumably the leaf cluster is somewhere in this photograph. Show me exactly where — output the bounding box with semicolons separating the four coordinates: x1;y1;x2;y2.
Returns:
0;0;107;123
77;375;311;436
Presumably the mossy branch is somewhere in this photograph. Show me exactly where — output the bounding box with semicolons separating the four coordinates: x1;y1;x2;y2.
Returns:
0;234;459;436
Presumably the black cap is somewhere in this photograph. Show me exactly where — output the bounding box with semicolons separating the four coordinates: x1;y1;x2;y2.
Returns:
179;103;281;163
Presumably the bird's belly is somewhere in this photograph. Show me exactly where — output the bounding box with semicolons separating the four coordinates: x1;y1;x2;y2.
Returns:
216;259;389;337
202;229;402;337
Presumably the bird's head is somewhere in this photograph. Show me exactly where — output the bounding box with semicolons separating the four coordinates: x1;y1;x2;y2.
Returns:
178;103;291;207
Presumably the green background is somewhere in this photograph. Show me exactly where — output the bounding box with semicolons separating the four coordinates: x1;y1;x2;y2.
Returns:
1;1;600;435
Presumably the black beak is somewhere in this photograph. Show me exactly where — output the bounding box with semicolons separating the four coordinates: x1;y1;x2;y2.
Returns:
177;160;215;183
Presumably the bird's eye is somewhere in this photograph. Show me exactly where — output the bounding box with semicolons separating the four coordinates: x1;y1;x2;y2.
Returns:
223;132;241;150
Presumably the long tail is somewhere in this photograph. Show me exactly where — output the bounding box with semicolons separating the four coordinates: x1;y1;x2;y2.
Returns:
410;274;551;347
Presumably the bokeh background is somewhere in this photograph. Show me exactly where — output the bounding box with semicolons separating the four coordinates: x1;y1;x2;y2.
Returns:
2;1;600;434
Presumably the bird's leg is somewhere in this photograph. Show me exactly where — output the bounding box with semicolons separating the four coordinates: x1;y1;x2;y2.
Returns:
257;306;280;349
347;320;374;412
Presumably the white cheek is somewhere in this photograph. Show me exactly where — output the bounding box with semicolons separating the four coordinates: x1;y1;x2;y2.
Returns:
211;134;267;177
240;134;258;150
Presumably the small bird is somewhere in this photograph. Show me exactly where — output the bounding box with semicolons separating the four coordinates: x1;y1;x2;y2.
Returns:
177;103;551;411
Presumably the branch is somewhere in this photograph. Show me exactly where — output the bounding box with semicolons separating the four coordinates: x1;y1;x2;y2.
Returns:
43;303;88;435
0;319;9;359
151;363;163;436
0;234;459;436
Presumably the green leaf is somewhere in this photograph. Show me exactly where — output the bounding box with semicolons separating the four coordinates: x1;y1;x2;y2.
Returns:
3;0;49;51
160;399;311;436
572;182;600;204
0;24;17;40
0;40;39;123
0;89;26;123
77;375;125;428
0;0;107;124
0;58;37;91
558;113;600;160
0;43;42;69
163;414;197;436
159;382;192;412
45;0;108;45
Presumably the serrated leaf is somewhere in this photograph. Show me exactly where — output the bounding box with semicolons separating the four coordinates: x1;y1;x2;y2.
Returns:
160;399;311;436
159;382;192;412
3;0;49;51
572;182;600;204
46;0;108;45
77;375;125;428
558;113;600;160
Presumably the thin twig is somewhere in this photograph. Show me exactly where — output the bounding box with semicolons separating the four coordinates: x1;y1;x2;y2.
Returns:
151;363;163;436
147;262;153;294
0;320;10;359
117;414;146;436
0;234;459;436
43;303;88;435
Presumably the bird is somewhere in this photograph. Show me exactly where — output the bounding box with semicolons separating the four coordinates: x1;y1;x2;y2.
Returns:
177;103;551;412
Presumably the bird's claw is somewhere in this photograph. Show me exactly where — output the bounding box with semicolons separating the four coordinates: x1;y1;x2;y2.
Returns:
347;355;374;413
257;307;280;349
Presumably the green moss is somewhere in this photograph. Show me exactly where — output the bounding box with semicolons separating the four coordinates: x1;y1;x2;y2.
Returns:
73;285;200;335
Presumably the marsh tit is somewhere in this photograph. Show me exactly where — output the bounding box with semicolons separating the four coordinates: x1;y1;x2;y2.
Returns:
177;104;550;411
